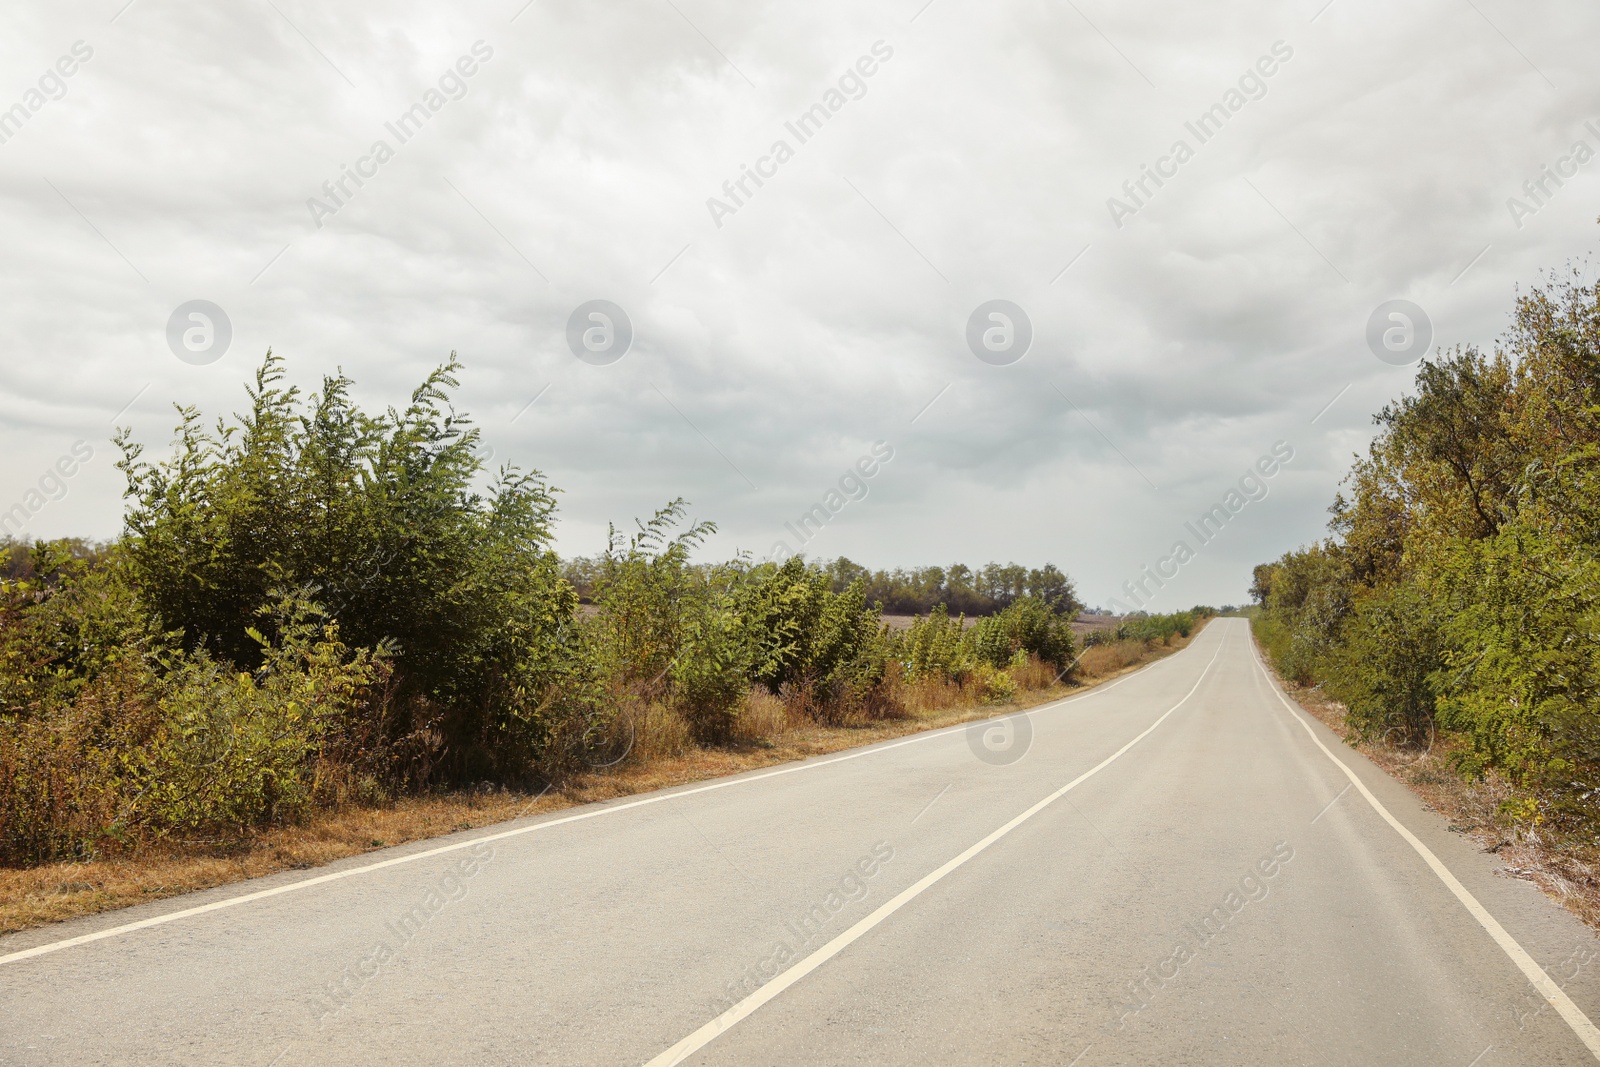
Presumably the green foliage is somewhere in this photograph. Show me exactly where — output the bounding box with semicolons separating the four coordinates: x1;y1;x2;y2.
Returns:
0;540;161;718
880;595;1078;705
965;661;1018;703
584;500;755;742
1428;513;1600;801
737;557;828;693
589;500;718;686
114;353;579;781
1;352;1089;863
963;596;1076;670
1249;545;1351;685
136;592;383;835
891;606;967;681
1087;609;1209;651
669;597;750;743
1320;580;1440;745
1251;259;1600;831
734;556;888;722
815;557;1080;617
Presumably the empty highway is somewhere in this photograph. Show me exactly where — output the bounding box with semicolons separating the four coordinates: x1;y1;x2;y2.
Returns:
3;619;1599;1065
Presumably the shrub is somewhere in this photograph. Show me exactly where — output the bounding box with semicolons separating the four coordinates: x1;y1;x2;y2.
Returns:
0;592;381;864
963;596;1076;671
1249;261;1600;834
966;662;1017;703
1321;581;1441;746
114;354;578;784
1;351;1099;865
892;606;967;682
738;557;890;723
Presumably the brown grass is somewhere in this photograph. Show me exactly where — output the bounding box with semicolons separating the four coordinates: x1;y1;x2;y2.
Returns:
1077;637;1153;677
1008;655;1059;692
0;789;561;935
0;624;1203;936
730;688;789;743
1255;644;1600;932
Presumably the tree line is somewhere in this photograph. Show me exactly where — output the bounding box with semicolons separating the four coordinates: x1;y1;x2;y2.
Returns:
1251;255;1600;834
562;555;1082;617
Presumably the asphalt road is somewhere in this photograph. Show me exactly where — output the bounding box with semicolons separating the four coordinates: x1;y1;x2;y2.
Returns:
5;618;1600;1065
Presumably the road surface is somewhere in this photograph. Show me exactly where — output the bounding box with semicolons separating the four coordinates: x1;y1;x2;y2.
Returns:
4;619;1599;1065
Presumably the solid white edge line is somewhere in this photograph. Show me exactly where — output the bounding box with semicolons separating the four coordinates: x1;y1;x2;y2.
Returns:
1246;631;1600;1061
641;632;1229;1066
0;628;1196;969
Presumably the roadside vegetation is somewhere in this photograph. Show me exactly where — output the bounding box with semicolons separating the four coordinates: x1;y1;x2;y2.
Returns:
1251;256;1600;914
1076;610;1206;676
0;352;1213;887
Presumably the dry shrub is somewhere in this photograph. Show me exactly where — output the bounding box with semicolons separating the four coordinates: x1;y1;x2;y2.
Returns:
0;667;154;864
582;683;692;768
1;611;383;867
898;675;966;715
776;672;908;728
855;678;908;722
1009;654;1057;692
1077;638;1148;678
776;680;813;725
621;703;693;764
731;689;788;743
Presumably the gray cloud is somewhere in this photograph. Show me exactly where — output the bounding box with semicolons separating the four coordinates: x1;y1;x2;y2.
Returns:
0;0;1595;609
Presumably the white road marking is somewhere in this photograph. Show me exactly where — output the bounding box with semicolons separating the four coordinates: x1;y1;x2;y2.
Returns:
0;634;1187;969
910;784;952;824
642;636;1227;1066
1248;635;1600;1062
1310;783;1351;824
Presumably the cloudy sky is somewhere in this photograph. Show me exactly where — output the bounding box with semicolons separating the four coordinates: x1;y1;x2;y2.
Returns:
1;0;1596;610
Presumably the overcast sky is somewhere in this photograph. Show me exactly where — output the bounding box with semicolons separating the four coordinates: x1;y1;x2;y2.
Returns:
1;0;1596;610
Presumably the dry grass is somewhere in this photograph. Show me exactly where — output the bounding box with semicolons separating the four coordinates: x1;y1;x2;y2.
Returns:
731;689;789;743
898;675;966;715
1077;638;1152;677
619;702;695;764
0;789;562;935
1008;655;1059;691
1257;648;1600;932
0;625;1204;936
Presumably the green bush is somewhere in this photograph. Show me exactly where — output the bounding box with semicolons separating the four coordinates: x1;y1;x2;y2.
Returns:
735;556;889;723
963;596;1075;671
1109;610;1205;647
1249;260;1600;832
891;605;967;682
1320;581;1441;746
0;352;1092;863
1429;517;1600;803
114;354;579;783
